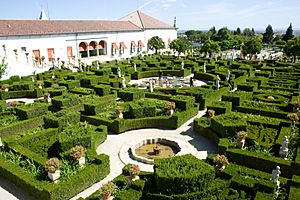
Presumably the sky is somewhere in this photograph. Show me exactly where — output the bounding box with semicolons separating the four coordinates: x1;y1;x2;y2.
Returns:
0;0;299;31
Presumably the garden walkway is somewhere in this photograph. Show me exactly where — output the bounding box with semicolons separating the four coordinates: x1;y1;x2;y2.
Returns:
70;109;217;199
0;110;218;200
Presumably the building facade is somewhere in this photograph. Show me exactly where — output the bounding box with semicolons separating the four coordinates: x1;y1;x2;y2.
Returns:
0;11;177;79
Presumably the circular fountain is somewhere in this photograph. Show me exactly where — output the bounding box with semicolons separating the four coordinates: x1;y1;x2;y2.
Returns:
129;138;181;164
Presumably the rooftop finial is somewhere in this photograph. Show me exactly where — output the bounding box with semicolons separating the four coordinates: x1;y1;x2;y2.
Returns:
173;16;176;28
39;10;49;20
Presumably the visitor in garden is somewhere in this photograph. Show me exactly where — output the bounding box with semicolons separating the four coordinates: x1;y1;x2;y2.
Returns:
159;69;163;79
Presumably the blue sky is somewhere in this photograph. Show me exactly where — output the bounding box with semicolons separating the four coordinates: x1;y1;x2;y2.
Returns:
0;0;299;31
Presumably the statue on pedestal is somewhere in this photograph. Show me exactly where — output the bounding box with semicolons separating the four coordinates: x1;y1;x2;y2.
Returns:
203;63;206;73
121;75;126;88
215;75;220;90
149;79;153;93
271;166;281;185
279;136;289;159
181;61;184;69
117;66;121;78
133;63;137;72
226;70;230;82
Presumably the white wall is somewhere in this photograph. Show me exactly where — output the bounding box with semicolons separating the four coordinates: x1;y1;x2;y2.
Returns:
0;28;177;80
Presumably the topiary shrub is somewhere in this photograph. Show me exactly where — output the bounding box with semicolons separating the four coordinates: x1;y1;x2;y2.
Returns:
154;154;215;195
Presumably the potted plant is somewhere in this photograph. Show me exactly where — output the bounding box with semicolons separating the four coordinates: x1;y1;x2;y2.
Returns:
287;113;299;127
213;154;229;171
166;102;175;115
115;106;124;119
99;181;117;200
44;92;51;103
236;131;247;149
44;157;62;182
69;145;87;166
129;164;140;181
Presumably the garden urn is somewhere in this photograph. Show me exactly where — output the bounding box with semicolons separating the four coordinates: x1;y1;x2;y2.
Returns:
48;170;60;182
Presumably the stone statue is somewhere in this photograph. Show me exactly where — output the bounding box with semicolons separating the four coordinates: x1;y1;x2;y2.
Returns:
133;63;137;72
203;63;206;73
149;79;153;93
121;75;126;88
181;61;184;69
271;166;281;183
31;76;35;82
0;137;3;147
190;77;194;87
117;66;121;78
215;75;220;90
279;136;289;159
226;70;230;82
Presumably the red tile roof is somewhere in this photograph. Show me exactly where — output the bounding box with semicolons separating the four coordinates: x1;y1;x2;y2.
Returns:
120;11;174;30
0;20;141;36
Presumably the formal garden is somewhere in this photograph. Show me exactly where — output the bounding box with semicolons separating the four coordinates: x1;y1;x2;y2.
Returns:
0;53;300;200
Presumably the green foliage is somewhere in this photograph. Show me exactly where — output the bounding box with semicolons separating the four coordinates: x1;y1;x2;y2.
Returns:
148;36;165;53
200;40;220;57
262;24;274;44
242;37;262;57
169;38;190;56
154;154;215;195
282;23;294;42
284;36;300;62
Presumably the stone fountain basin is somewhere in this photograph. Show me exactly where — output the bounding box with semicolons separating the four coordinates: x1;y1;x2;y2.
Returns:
129;138;181;164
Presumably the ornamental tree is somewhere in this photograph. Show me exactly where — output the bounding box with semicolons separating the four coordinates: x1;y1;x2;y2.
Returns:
242;37;262;59
148;36;165;54
284;36;300;62
169;38;190;56
200;40;220;57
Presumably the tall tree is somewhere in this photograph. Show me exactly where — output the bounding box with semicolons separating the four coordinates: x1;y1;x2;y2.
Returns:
242;37;262;59
236;27;241;35
243;28;253;36
200;40;220;57
148;36;165;54
284;36;300;62
169;38;190;56
262;24;274;44
251;28;255;35
0;57;8;80
209;26;217;35
214;27;230;41
283;23;294;42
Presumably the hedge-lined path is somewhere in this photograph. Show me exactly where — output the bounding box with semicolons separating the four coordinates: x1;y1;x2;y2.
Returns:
71;109;217;200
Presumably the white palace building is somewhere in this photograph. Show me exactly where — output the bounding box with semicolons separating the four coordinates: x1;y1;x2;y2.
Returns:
0;11;177;79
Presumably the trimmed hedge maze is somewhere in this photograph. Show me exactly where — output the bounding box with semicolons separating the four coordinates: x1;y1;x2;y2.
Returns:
1;55;300;199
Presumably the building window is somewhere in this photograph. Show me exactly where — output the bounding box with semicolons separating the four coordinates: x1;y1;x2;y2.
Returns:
119;42;127;55
47;48;55;61
79;42;88;58
131;41;137;54
89;41;97;57
111;42;119;56
138;40;144;53
98;40;106;55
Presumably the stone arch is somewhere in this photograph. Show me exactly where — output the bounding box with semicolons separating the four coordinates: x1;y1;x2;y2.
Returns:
79;42;88;58
98;40;107;55
89;41;97;57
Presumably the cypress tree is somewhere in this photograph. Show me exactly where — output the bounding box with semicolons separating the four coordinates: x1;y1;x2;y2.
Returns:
262;24;274;44
283;23;294;42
